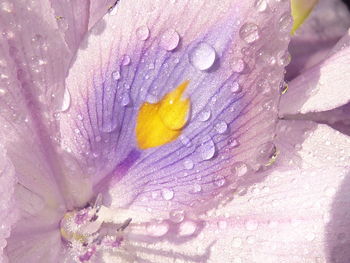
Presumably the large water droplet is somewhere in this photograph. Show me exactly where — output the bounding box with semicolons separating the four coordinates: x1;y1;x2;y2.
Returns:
199;136;215;160
189;42;216;71
239;23;260;43
61;88;71;112
215;121;228;134
161;188;174;200
136;25;150;40
198;109;211;122
160;29;180;51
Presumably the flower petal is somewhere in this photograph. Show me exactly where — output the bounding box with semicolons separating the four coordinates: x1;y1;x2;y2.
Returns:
280;29;350;116
60;0;292;217
286;0;350;80
112;120;350;263
0;145;18;262
89;0;118;29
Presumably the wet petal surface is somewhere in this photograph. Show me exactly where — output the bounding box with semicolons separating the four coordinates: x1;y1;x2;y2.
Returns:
109;121;350;263
60;0;292;218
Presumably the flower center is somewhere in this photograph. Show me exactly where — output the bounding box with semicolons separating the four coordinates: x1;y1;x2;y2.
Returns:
59;195;132;262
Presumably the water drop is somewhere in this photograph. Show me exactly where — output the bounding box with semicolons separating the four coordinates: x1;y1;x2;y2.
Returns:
161;188;174;200
192;183;202;193
178;221;197;236
61;88;71;112
160;29;180;51
146;221;169;237
279;13;293;33
136;25;150;40
122;55;131;66
120;92;131;106
254;0;267;12
180;135;192;147
189;42;216;71
198;109;211;122
184;159;194;170
213;175;226;187
169;209;185;223
112;70;121;80
232;162;249;177
239;23;260;43
229;139;240;148
215;121;228;134
230;82;241;93
245;220;258;231
230;58;245;73
199;136;215;160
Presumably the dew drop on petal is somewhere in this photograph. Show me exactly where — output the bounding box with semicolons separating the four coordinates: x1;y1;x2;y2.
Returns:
122;55;131;66
112;70;121;80
184;159;194;170
146;221;169;237
169;209;185;223
239;23;260;43
192;183;202;193
198;109;211;122
215;121;228;134
121;92;131;106
231;58;245;73
189;42;216;71
213;175;226;187
230;82;241;93
160;29;180;51
136;25;150;40
61;88;71;112
254;0;268;12
199;136;215;160
180;135;192;147
179;221;197;236
229;138;240;148
232;162;249;177
161;188;174;200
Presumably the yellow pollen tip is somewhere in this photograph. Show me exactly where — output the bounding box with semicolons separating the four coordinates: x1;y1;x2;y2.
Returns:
136;81;190;149
291;0;319;35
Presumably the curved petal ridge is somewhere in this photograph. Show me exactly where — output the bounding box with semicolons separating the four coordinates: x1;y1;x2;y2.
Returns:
60;0;292;217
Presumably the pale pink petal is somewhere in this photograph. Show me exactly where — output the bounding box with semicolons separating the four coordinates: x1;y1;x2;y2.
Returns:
280;29;350;116
0;145;18;263
114;121;350;263
286;0;350;80
89;0;118;29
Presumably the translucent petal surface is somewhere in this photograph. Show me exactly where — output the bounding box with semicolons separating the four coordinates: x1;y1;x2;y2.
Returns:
280;29;350;116
106;121;350;263
286;0;350;80
0;146;17;263
60;0;292;218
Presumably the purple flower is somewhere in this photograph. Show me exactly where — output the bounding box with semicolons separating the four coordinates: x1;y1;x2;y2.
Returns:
0;0;349;262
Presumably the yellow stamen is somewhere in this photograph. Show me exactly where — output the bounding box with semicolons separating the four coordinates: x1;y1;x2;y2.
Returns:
136;81;190;149
291;0;319;35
